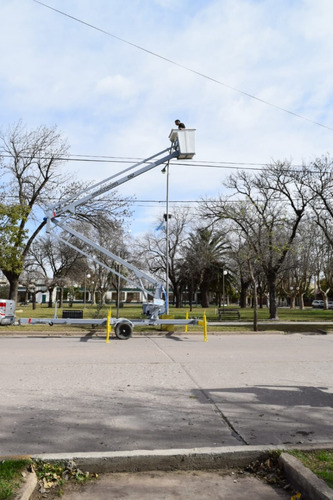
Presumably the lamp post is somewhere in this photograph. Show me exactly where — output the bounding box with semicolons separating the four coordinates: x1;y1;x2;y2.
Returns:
84;272;91;308
222;270;228;313
53;286;58;319
117;264;121;319
162;160;170;315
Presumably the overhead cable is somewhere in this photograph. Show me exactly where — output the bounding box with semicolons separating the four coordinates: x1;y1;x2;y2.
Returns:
32;0;333;132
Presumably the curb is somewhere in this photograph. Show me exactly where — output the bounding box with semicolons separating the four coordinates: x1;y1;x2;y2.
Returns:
280;452;333;500
10;443;333;499
31;445;280;473
15;468;37;500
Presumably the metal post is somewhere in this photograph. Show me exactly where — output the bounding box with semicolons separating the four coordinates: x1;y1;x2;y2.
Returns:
84;272;90;308
117;266;121;319
222;269;227;313
165;161;170;315
84;274;86;308
54;287;58;319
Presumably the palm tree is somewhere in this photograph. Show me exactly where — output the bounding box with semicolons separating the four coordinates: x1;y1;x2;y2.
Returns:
182;227;229;308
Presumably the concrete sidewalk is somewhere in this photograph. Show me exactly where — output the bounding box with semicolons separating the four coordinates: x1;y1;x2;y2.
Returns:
48;469;289;499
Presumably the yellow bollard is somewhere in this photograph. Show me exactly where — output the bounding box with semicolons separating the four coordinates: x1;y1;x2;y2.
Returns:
198;311;208;341
184;311;189;333
203;310;207;342
106;308;112;343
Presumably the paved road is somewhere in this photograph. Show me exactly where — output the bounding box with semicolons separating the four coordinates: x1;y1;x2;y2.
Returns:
1;333;333;455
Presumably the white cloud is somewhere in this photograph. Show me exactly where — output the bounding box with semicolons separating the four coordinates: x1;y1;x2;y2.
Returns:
1;0;333;235
95;74;136;99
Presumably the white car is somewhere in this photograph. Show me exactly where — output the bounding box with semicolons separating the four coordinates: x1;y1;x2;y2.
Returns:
312;300;324;308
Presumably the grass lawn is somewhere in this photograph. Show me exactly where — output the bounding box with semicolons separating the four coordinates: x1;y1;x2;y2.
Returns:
2;303;332;335
289;450;333;489
0;459;31;500
12;302;333;321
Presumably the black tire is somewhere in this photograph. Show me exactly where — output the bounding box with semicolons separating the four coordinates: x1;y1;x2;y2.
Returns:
114;321;133;340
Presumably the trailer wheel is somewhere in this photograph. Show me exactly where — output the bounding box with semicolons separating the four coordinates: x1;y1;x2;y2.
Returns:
115;320;133;340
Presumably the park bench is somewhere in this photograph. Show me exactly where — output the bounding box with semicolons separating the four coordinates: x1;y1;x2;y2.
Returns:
62;310;83;319
218;308;240;321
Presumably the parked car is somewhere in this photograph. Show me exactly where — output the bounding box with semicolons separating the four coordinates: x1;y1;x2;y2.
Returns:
312;300;324;308
328;301;333;310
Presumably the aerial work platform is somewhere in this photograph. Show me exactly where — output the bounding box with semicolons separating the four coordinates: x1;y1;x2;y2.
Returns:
169;128;196;159
16;128;200;339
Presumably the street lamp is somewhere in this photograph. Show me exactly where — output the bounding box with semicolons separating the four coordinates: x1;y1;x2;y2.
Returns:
84;272;91;308
116;263;121;319
162;160;170;314
222;270;228;313
53;286;58;319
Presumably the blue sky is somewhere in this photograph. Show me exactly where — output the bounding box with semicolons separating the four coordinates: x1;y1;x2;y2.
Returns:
1;0;333;235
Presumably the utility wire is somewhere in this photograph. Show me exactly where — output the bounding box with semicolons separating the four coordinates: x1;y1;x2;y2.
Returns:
0;152;301;171
0;151;286;167
32;0;333;132
0;195;300;206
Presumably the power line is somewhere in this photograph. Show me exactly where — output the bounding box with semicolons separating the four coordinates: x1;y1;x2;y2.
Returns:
32;0;333;132
0;152;302;171
0;194;311;206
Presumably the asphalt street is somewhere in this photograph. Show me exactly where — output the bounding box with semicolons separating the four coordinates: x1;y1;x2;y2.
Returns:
1;333;333;455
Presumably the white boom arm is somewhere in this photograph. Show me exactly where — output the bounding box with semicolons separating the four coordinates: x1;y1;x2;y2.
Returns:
53;219;164;301
47;147;176;219
45;129;196;321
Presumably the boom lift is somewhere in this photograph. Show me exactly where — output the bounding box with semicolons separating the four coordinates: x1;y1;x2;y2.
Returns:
19;128;197;339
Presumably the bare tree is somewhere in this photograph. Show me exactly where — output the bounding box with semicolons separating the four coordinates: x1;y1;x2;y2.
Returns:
311;231;333;309
0;121;70;299
278;219;318;309
299;156;333;248
202;162;311;319
228;236;254;308
28;233;86;307
0;121;131;301
135;209;192;308
181;226;230;308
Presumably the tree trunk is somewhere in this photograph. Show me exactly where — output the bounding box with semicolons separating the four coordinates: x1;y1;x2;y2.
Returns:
188;286;194;312
268;277;279;320
173;284;183;308
299;293;304;310
258;288;264;308
175;294;182;308
200;286;210;308
59;287;64;308
239;281;249;308
48;287;54;308
4;273;20;302
253;282;258;332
